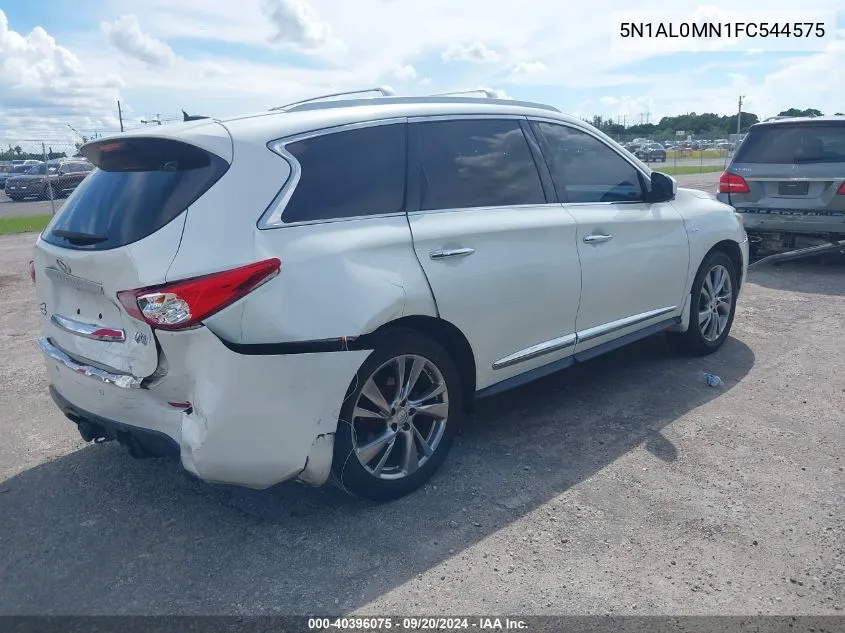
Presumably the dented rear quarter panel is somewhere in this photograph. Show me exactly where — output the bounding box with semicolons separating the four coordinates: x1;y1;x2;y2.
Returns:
154;327;371;487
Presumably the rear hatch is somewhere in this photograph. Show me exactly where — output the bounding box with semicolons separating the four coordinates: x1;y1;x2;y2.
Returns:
725;121;845;222
34;128;231;378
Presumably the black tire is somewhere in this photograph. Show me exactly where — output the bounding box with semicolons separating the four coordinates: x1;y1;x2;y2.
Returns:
331;330;463;502
669;250;738;356
7;194;22;202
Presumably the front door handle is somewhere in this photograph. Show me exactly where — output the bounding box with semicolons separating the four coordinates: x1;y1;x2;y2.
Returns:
583;234;613;244
429;247;476;260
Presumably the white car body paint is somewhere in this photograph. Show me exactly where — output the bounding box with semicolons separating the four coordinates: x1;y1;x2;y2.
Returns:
34;96;748;491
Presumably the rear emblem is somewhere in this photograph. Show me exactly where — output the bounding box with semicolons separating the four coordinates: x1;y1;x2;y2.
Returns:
134;331;149;345
56;258;71;275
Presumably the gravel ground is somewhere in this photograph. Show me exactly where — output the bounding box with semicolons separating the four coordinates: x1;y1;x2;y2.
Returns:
0;219;842;616
0;190;64;218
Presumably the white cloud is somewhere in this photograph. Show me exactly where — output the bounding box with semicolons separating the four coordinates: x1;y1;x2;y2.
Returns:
511;61;547;75
442;42;499;64
0;9;122;139
4;0;845;139
392;63;417;81
101;14;175;66
261;0;340;50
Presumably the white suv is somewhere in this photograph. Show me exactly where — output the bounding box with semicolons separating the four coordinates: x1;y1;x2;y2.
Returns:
33;90;749;501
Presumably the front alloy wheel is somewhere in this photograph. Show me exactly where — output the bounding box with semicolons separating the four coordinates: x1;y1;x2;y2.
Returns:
332;331;462;501
669;250;738;356
698;264;732;342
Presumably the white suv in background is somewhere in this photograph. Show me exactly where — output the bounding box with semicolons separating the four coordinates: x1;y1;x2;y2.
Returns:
33;90;748;501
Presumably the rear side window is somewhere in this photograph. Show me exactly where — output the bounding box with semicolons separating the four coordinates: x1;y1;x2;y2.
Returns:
281;123;406;223
43;138;228;251
734;123;845;164
533;122;644;203
415;119;545;211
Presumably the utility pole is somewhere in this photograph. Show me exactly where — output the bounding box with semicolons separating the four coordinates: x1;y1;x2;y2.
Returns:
736;95;744;136
117;100;124;132
622;114;627;127
646;112;651;124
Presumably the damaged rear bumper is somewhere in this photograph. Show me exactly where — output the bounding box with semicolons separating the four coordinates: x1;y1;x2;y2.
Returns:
39;328;372;489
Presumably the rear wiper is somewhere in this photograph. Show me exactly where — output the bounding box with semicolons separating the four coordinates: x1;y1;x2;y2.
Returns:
51;229;107;246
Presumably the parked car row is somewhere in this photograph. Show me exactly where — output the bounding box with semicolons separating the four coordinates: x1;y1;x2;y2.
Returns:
0;162;40;190
4;158;94;201
621;139;739;154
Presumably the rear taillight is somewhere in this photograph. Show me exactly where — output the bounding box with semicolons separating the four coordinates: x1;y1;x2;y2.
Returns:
837;182;845;195
28;260;35;283
117;258;281;331
719;171;750;194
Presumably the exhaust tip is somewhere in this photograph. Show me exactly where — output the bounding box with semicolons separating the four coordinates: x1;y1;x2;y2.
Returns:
76;420;107;443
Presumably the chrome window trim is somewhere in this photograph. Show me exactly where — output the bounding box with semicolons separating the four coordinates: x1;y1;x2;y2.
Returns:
526;116;653;195
258;117;408;229
407;202;564;217
407;114;526;123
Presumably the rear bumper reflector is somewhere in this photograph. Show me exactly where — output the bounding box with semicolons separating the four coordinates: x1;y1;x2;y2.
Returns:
36;337;143;389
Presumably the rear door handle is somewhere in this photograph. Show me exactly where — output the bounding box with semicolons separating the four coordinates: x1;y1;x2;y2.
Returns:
429;247;476;260
583;234;613;244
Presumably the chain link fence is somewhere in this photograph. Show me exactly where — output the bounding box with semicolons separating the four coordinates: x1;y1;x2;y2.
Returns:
0;139;88;216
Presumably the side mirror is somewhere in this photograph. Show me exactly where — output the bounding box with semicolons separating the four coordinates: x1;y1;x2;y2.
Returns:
648;171;676;202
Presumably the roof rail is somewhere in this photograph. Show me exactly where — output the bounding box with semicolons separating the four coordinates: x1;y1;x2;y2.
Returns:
428;89;502;99
270;86;396;111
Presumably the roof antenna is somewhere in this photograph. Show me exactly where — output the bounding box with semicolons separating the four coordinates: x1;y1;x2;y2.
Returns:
182;109;209;122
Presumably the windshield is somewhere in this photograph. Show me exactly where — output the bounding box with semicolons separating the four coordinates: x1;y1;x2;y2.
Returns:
734;122;845;164
11;165;32;174
26;164;58;175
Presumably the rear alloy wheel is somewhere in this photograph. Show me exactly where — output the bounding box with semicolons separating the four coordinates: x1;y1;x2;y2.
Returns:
332;331;462;501
670;251;738;355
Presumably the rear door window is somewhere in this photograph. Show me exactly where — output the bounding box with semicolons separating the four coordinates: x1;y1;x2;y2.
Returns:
414;119;546;211
734;122;845;164
43;138;228;251
281;123;406;223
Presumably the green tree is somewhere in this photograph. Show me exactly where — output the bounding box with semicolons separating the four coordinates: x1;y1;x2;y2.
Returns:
777;108;823;117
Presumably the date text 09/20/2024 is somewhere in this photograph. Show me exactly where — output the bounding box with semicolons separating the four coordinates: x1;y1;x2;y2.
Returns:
308;617;529;630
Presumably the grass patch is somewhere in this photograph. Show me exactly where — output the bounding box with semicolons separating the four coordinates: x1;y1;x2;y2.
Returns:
657;164;725;176
0;214;51;235
666;149;730;160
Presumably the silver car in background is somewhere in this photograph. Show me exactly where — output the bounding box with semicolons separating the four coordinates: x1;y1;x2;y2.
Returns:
717;116;845;256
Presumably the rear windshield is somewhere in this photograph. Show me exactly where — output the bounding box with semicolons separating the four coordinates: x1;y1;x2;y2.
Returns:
43;138;228;251
734;122;845;164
